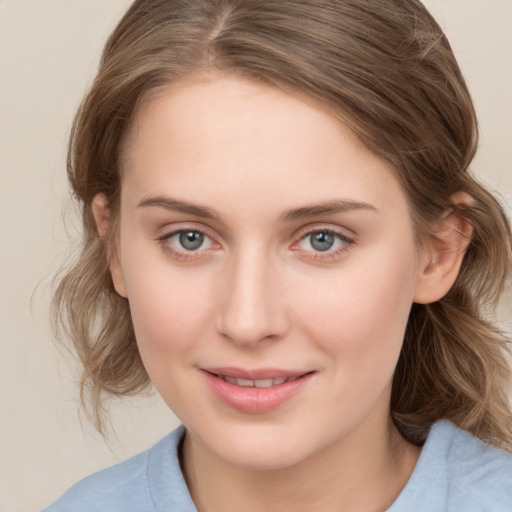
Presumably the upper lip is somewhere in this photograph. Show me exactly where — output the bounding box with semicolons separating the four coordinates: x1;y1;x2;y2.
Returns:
202;367;311;380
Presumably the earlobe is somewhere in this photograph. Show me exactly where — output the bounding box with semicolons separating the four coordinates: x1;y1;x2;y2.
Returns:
413;193;474;304
92;194;128;298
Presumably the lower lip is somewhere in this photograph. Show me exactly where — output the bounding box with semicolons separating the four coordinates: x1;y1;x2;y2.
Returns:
203;371;314;414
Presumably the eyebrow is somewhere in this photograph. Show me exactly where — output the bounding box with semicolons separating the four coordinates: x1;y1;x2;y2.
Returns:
137;196;377;221
138;196;219;219
280;200;377;221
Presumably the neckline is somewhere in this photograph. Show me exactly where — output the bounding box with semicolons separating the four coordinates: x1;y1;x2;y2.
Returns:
160;422;454;512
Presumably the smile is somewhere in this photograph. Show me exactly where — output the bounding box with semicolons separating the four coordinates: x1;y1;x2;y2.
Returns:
202;368;315;413
219;375;301;388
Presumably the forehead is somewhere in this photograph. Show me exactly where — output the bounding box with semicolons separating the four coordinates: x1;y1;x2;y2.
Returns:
121;74;410;221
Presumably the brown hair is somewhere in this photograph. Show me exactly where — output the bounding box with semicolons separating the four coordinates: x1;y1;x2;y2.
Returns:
53;0;512;447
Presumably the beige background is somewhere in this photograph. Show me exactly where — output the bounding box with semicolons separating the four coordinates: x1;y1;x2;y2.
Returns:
0;1;510;511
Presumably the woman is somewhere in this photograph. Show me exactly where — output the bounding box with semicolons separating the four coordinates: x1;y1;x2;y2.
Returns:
44;0;512;510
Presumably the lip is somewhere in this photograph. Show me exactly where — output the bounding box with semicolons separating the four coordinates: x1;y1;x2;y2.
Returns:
201;367;315;414
203;367;307;380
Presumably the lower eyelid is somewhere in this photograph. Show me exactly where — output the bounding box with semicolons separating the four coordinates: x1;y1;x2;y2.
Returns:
305;239;352;258
157;239;212;262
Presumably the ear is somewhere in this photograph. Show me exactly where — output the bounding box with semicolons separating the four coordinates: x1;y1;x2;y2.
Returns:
92;194;128;298
413;192;474;304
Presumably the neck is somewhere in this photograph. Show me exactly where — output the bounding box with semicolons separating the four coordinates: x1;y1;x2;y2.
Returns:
181;415;421;512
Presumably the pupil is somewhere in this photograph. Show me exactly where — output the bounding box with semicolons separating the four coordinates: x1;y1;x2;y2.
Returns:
179;231;204;250
311;232;334;252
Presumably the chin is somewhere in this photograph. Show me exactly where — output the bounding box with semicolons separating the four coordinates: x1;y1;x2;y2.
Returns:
195;421;322;472
219;443;309;471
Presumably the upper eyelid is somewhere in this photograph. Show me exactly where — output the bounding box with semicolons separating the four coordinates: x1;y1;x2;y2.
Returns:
158;226;208;238
300;228;352;239
293;223;355;241
295;230;352;249
156;223;216;241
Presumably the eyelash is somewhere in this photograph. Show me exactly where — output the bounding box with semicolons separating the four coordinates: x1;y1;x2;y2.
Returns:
157;227;216;262
156;226;354;262
293;228;354;261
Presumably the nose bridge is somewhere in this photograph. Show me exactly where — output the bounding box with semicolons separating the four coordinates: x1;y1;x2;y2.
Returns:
217;242;287;347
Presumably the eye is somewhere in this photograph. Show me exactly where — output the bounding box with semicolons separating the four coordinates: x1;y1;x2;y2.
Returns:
158;228;217;259
305;231;337;252
295;229;353;256
174;230;208;251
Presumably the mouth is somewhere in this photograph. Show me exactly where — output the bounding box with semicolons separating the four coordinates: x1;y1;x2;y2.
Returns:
202;367;315;413
206;372;305;389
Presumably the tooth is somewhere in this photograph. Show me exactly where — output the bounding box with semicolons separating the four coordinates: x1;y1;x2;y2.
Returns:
254;379;274;388
236;378;255;387
222;376;295;388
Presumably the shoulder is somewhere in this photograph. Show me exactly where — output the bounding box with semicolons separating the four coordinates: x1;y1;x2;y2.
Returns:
390;421;512;512
42;449;152;512
438;421;512;509
41;426;195;512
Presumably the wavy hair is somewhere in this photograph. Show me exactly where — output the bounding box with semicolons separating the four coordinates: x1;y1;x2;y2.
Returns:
53;0;512;447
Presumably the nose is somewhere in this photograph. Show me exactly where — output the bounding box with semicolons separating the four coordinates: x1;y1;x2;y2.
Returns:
216;247;290;348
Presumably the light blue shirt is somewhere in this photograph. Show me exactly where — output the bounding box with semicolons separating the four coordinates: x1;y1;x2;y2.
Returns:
43;421;512;511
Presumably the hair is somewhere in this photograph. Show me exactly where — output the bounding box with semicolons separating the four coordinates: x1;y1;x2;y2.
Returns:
53;0;512;447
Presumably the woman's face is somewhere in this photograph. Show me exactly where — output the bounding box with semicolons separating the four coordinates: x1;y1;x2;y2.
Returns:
111;74;428;470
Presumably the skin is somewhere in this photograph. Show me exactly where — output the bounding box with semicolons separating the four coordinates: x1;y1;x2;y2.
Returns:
94;74;470;511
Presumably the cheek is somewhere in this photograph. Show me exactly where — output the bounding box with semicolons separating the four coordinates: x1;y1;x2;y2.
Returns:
295;248;417;368
123;265;217;412
121;254;216;359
